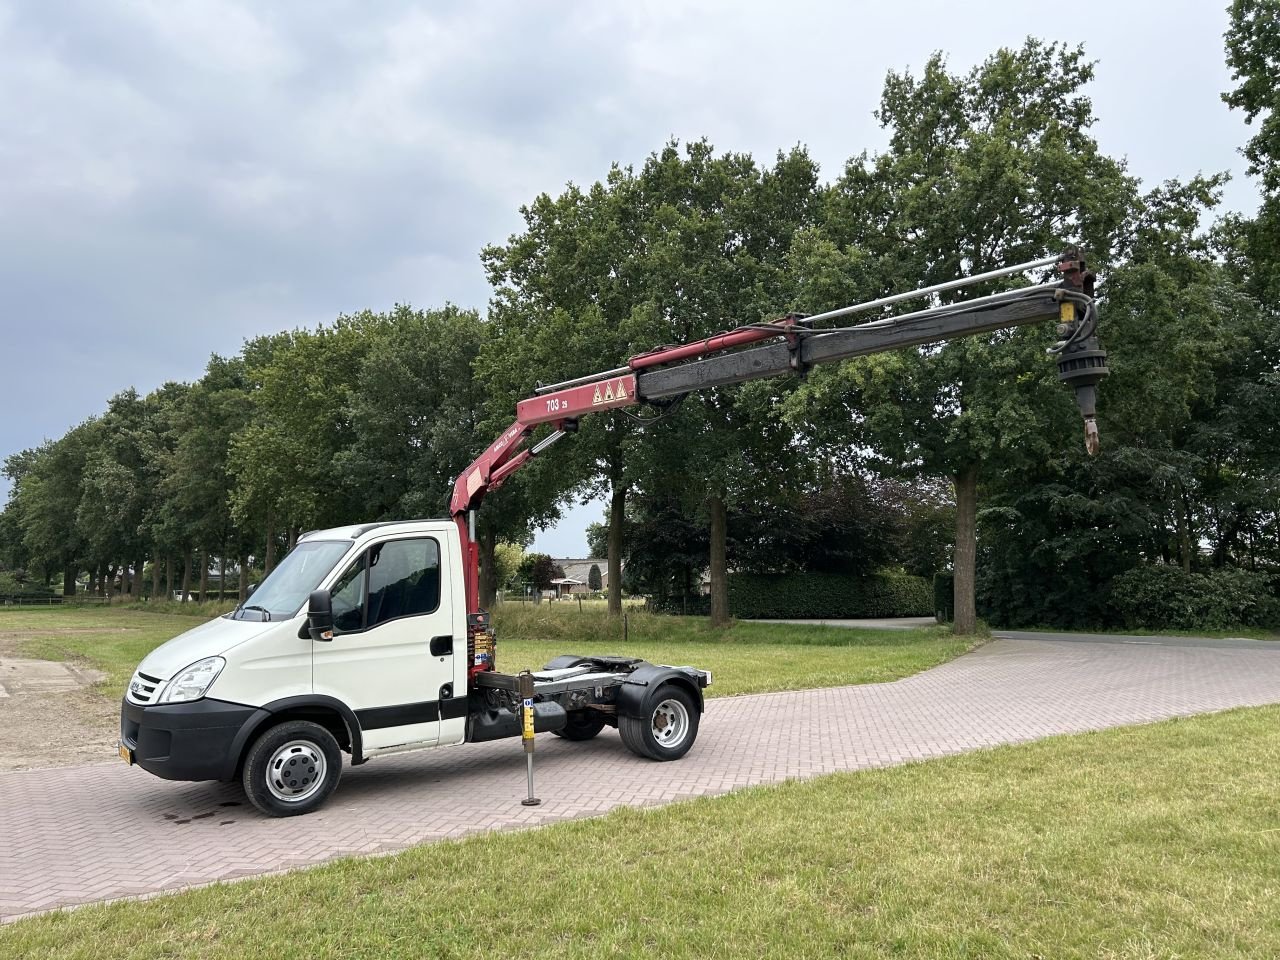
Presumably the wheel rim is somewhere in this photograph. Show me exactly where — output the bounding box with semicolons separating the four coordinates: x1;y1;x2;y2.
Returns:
265;740;327;803
650;698;690;750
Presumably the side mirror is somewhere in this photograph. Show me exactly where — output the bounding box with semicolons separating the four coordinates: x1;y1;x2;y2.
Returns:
247;583;257;596
307;589;334;641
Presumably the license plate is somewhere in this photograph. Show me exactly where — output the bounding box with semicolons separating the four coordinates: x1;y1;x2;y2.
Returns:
117;742;133;765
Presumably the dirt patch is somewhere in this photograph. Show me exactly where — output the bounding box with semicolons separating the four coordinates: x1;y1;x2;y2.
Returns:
0;632;121;771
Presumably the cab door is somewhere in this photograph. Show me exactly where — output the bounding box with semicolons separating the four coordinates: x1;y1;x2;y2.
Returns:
313;536;457;752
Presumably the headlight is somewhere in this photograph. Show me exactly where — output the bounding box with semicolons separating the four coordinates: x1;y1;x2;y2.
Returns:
159;657;225;703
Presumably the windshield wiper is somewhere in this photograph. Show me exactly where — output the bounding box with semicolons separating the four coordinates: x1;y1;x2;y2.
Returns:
238;605;272;621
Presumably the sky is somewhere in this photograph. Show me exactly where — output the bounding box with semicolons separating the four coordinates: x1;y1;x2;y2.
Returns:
0;0;1262;557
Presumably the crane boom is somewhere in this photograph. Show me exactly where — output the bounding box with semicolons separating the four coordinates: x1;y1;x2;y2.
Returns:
452;252;1108;620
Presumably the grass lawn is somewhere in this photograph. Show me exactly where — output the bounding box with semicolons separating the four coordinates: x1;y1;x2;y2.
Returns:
0;604;973;701
493;605;972;696
1;606;225;700
4;704;1278;958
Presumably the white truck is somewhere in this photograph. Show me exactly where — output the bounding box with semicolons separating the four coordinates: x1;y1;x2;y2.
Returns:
119;252;1105;817
119;518;711;816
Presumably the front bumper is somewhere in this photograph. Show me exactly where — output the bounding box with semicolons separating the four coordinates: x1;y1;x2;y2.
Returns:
120;697;267;782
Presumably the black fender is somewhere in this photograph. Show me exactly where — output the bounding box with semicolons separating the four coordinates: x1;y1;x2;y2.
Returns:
241;695;366;766
543;654;596;671
615;665;705;719
542;654;644;672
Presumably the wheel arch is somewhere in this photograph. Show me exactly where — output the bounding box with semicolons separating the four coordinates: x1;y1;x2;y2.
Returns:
615;666;705;719
231;695;364;779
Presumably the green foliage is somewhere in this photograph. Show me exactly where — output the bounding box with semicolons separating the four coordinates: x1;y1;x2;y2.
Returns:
481;140;823;620
0;569;51;597
1225;0;1280;193
517;552;557;591
587;563;602;591
492;542;525;590
585;520;609;560
1108;565;1280;630
653;571;932;620
336;305;489;519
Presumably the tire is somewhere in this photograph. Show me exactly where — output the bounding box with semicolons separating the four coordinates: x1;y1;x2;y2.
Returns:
242;720;342;817
553;709;606;741
619;683;699;761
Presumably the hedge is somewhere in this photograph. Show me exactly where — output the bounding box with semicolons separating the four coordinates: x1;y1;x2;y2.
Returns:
1108;565;1280;630
652;571;933;620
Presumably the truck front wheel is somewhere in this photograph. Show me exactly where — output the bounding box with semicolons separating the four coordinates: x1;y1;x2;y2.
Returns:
242;720;342;817
619;684;699;761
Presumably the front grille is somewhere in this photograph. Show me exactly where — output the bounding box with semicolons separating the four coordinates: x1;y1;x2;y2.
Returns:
126;670;165;704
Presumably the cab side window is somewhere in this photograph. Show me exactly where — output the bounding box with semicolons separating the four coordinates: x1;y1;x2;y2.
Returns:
330;554;367;635
367;538;440;628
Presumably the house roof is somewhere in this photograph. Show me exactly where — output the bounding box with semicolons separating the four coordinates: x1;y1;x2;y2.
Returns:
553;558;612;582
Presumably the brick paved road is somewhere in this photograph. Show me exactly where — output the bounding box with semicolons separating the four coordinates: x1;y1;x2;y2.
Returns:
3;635;1279;920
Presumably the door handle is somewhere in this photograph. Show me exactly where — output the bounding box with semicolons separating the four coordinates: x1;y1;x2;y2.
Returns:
430;635;453;656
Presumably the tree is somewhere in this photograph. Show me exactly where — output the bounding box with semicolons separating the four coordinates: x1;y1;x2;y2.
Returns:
610;143;820;626
6;425;96;594
229;319;383;566
482;141;822;625
493;542;525;592
788;40;1137;633
1225;0;1280;306
585;519;609;559
337;305;487;519
1225;0;1280;195
518;552;557;593
139;382;198;600
161;357;254;600
587;563;602;591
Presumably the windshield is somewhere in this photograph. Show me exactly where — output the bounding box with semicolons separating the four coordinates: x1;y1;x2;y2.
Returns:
230;540;353;620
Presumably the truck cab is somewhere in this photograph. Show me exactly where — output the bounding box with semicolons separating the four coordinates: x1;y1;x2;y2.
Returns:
120;519;710;817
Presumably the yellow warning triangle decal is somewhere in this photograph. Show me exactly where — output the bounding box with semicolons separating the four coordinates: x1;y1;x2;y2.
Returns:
604;383;615;402
592;385;603;404
615;380;628;400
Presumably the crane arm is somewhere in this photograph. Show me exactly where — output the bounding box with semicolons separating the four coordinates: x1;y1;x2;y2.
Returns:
452;252;1107;617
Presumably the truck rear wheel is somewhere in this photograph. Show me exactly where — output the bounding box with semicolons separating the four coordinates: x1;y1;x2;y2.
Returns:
553;709;606;741
619;683;699;761
242;720;342;817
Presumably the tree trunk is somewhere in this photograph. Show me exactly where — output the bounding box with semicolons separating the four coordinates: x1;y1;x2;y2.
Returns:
218;550;227;602
478;529;498;609
151;556;160;600
1177;507;1193;573
287;526;299;552
953;465;979;635
136;555;146;599
180;552;193;602
198;550;208;602
238;553;249;602
708;494;729;628
264;511;276;575
63;564;76;597
608;483;627;617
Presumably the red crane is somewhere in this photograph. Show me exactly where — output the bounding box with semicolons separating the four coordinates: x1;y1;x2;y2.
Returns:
451;253;1108;664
